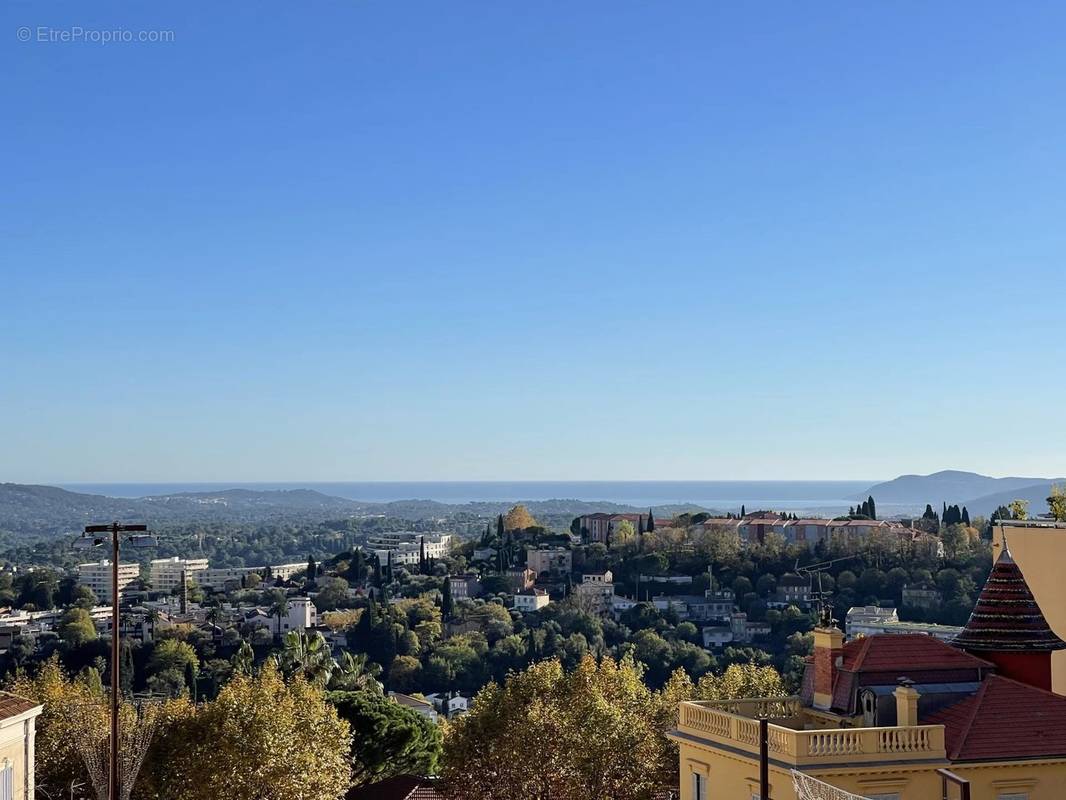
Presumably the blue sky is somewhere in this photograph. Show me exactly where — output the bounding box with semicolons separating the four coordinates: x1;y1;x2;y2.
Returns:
3;2;1065;482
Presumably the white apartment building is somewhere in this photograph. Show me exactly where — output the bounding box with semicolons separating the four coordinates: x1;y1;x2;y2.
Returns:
243;597;317;633
196;562;306;591
149;557;210;592
845;605;962;642
512;588;550;613
77;560;141;602
365;532;453;566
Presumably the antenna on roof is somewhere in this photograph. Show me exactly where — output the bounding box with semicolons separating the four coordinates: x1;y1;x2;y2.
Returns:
795;555;855;628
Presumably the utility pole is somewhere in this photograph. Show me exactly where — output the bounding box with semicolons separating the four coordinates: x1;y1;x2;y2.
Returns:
82;522;150;800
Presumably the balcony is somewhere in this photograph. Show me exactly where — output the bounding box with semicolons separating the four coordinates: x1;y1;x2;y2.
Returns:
676;697;946;767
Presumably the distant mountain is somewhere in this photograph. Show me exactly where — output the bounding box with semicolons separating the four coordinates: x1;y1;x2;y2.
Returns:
857;470;1055;505
0;483;362;535
961;481;1066;518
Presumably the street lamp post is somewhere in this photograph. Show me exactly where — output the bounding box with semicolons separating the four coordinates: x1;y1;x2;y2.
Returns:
78;523;155;800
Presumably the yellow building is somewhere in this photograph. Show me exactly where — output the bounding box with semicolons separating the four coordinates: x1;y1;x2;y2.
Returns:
991;521;1066;695
0;693;43;799
671;547;1066;800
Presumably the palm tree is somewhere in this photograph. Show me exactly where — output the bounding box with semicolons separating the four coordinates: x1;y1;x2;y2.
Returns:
275;630;333;687
145;608;160;642
269;595;289;639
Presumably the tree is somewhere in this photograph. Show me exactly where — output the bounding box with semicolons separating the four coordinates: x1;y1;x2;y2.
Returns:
58;607;97;647
158;663;351;800
275;630;336;687
646;510;656;532
1048;484;1066;522
268;591;290;638
11;655;164;800
306;555;317;581
441;655;667;800
867;495;877;520
441;576;454;619
1008;499;1029;521
504;504;537;531
329;689;442;786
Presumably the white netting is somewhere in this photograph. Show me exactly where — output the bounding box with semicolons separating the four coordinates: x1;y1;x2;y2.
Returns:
791;770;874;800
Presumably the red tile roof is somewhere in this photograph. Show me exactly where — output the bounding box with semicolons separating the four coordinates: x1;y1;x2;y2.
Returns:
926;675;1066;761
953;546;1066;653
0;692;41;719
840;634;993;673
345;776;441;800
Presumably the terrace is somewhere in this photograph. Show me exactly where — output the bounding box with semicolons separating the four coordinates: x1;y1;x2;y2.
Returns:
676;697;947;767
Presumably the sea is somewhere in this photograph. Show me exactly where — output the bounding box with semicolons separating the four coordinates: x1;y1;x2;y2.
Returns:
58;481;878;513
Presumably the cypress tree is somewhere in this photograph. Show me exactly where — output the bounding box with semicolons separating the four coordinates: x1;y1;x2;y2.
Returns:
740;505;746;518
647;510;656;531
868;496;877;520
419;537;426;574
386;551;393;584
962;506;970;526
306;555;317;580
442;576;454;619
185;660;198;703
496;514;505;540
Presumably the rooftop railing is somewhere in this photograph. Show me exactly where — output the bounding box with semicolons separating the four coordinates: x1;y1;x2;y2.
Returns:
677;697;946;766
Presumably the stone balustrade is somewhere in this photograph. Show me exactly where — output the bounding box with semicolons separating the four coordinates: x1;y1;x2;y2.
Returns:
677;698;946;766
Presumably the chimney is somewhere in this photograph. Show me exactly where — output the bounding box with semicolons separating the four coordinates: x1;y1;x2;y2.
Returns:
894;678;919;727
812;625;844;710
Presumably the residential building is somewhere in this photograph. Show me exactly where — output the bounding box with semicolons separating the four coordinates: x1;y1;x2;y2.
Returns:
701;625;734;649
574;570;615;615
702;589;735;621
577;513;652;545
77;560;140;602
389;692;438;723
0;692;43;799
991;520;1066;695
737;512;783;545
149;557;210;592
195;562;305;591
769;574;814;609
526;547;572;576
846;605;962;642
448;573;482;600
671;544;1066;800
425;693;470;719
512;587;550;613
503;567;535;592
902;583;942;610
365;532;453;566
243;597;316;633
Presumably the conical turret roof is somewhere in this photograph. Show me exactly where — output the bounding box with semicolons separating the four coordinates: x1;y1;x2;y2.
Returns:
954;544;1066;652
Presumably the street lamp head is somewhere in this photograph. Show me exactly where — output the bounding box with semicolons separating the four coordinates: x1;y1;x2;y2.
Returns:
128;534;158;548
72;536;105;550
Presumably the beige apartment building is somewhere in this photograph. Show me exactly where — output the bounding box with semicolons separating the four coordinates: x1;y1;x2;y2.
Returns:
149;557;210;592
77;560;140;602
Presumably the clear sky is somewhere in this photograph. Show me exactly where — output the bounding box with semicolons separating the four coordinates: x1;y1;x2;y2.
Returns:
3;2;1065;482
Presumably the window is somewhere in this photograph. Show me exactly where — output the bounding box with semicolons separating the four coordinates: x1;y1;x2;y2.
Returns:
692;772;705;800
